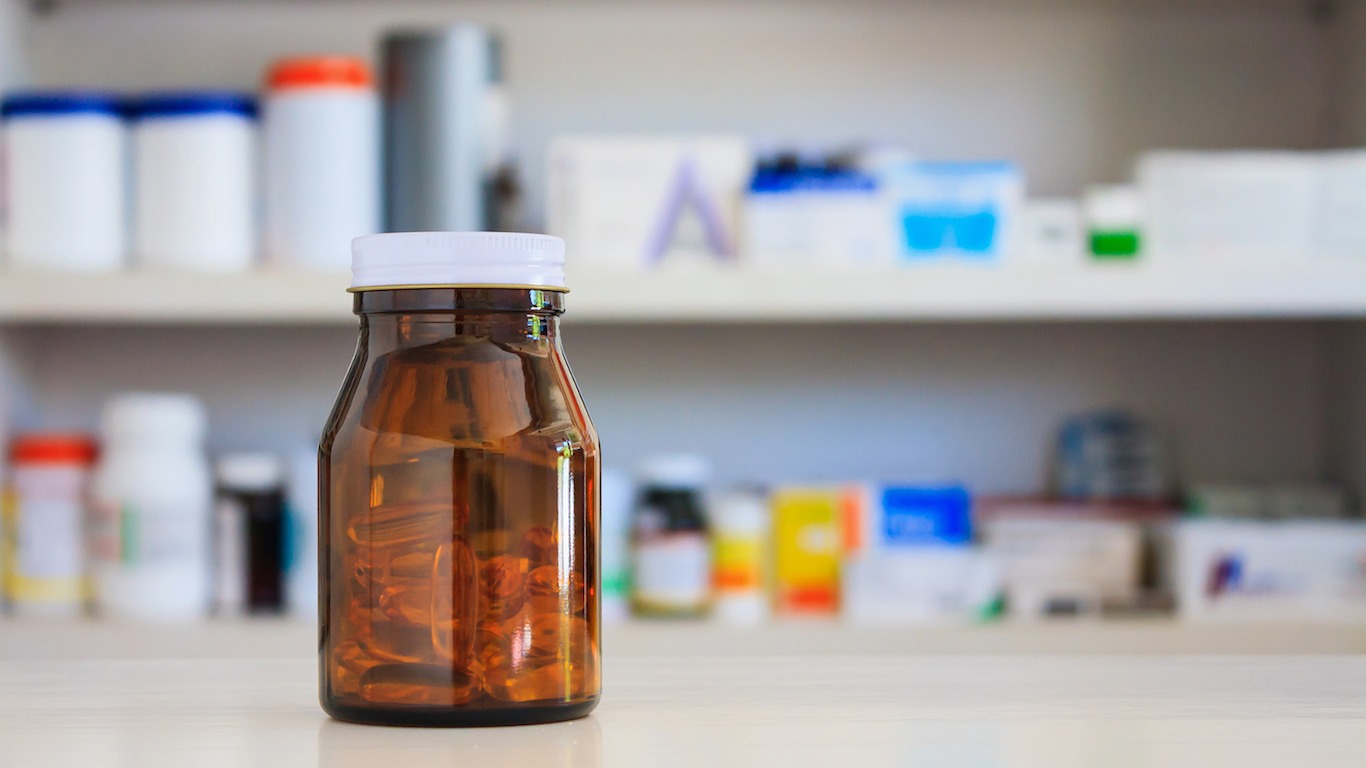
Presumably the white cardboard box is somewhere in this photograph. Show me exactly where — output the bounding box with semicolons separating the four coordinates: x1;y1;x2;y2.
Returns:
1160;519;1366;621
546;135;751;268
980;516;1144;619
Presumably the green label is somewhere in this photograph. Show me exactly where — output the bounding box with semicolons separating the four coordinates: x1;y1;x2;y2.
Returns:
1090;230;1141;259
120;505;139;564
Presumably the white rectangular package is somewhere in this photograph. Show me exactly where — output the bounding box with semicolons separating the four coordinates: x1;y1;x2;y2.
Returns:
980;516;1143;619
842;548;999;625
743;182;893;267
880;161;1025;262
1161;519;1366;621
1138;150;1318;266
545;135;751;268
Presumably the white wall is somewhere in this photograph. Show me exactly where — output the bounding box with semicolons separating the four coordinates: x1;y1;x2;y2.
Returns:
9;320;1331;494
30;0;1331;226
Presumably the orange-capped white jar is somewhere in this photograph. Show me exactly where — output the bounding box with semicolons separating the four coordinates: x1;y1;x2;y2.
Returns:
262;56;380;271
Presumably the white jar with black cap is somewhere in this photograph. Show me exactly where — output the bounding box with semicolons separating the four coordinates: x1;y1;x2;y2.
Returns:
2;91;127;271
132;91;258;272
630;454;713;618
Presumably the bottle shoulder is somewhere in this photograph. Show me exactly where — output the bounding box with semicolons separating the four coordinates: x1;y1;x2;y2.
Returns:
325;334;597;452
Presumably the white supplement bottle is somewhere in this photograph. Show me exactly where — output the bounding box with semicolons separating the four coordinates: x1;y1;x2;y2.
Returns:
263;57;380;271
2;92;127;271
89;393;212;621
132;92;258;272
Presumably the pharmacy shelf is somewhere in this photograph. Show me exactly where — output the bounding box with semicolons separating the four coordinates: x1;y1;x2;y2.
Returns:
4;262;1366;324
0;617;1363;661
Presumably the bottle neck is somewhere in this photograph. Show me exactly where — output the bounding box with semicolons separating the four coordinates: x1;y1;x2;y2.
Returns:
354;287;565;346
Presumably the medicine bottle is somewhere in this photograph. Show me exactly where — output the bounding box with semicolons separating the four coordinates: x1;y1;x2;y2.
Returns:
89;393;213;621
320;232;600;726
214;453;286;616
2;434;98;617
630;454;712;618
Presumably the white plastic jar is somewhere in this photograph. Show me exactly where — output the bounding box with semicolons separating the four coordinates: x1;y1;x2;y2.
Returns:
132;92;257;272
89;393;213;621
263;57;379;271
2;92;127;271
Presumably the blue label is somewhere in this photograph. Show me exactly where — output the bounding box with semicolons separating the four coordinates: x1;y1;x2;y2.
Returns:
878;486;972;546
901;210;998;255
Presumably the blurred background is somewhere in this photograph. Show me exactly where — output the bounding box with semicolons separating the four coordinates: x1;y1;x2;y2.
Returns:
1;0;1366;656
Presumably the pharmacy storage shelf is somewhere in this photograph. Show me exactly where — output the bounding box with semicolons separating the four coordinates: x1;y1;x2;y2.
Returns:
3;262;1366;324
0;618;1362;661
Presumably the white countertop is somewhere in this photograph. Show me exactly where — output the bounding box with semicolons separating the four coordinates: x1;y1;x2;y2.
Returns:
1;621;1364;766
2;654;1364;767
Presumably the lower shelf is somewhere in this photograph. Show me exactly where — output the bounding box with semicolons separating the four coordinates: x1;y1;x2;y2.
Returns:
1;617;1361;660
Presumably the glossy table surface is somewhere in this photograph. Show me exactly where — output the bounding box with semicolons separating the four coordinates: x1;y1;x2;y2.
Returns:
1;622;1364;767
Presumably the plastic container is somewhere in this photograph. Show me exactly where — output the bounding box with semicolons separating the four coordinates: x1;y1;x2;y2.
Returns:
629;455;712;618
320;231;599;726
263;57;380;271
1;434;98;616
709;489;769;624
381;26;504;232
1083;184;1142;260
132;92;257;272
214;452;286;616
89;393;212;621
2;92;127;271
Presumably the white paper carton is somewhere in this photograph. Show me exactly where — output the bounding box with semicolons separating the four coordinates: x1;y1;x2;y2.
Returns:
981;516;1144;619
1160;519;1366;621
1138;151;1318;266
546;135;751;267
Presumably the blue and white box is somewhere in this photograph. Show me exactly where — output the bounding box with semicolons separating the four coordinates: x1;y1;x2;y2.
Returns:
880;161;1025;261
842;484;998;625
743;164;892;266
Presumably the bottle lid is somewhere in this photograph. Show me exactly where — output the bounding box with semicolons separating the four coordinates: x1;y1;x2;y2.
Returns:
1083;184;1143;228
101;392;207;444
636;454;711;490
10;433;98;465
1;91;124;119
350;232;567;292
216;452;283;492
132;91;257;120
266;56;374;91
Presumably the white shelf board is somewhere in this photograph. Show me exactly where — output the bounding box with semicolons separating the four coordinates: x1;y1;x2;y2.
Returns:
3;263;1366;324
0;617;1362;661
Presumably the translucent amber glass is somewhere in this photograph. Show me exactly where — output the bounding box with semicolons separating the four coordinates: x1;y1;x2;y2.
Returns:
320;288;600;726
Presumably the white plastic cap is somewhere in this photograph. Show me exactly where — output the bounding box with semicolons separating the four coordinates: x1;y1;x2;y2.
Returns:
216;452;283;491
636;454;711;490
1083;185;1143;228
101;392;207;445
350;232;567;291
709;490;770;534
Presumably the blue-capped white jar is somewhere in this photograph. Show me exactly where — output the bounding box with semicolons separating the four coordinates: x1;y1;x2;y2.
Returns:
2;92;127;272
132;92;258;272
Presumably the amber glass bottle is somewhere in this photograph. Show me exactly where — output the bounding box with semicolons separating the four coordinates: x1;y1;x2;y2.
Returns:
320;233;599;726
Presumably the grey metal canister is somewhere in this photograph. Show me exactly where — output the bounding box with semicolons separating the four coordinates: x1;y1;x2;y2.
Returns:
381;25;502;232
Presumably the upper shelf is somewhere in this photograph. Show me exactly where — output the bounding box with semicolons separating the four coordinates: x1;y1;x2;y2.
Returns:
2;262;1366;325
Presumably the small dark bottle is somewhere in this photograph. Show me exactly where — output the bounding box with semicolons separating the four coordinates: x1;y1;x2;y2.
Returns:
214;453;286;615
630;455;712;619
